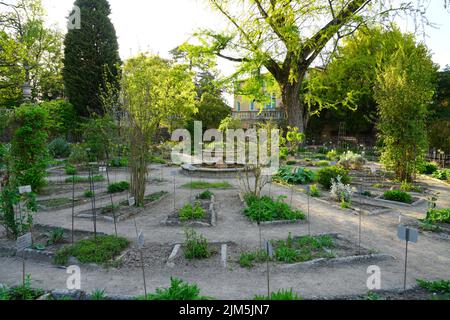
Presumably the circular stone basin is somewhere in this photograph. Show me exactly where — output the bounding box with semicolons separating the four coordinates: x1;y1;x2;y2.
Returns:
181;163;251;178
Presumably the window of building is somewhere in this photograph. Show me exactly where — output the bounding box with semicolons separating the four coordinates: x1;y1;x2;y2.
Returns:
237;101;241;112
250;101;254;111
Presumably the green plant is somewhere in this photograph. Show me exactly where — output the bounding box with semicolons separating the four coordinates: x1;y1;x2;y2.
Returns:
341;201;352;209
366;291;381;300
243;194;305;222
107;181;130;194
196;190;213;200
330;175;353;203
418;162;439;175
399;181;422;193
309;184;321;197
179;202;206;222
149;155;166;164
314;160;330;167
47;228;65;245
64;164;78;175
286;160;297;165
0;286;10;300
182;181;232;189
238;250;269;268
276;166;316;185
90;289;107;300
8;275;44;300
317;166;350;189
272;234;334;263
48;138;71;159
254;289;302;300
326;149;339;161
53;235;129;266
361;190;372;197
383;190;413;204
184;229;211;260
136;278;210;300
101;204;120;215
109;157;129;168
424;208;450;224
338;151;366;170
66;175;105;183
84;190;94;198
144;191;169;202
417;279;450;294
433;169;450;181
68;144;89;164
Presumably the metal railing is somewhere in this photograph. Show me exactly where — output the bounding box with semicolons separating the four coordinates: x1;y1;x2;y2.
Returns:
232;110;285;121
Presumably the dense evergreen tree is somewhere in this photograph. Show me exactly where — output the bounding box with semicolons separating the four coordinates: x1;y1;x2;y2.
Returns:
63;0;121;118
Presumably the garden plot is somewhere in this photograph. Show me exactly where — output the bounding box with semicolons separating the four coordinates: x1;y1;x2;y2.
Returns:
75;191;169;222
0;224;103;264
162;195;216;227
229;233;390;270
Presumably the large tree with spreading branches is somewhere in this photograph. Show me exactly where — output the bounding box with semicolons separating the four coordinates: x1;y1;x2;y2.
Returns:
181;0;449;133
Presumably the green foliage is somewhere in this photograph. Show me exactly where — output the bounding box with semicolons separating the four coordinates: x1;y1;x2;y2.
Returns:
314;160;330;167
366;292;381;301
107;181;130;194
424;209;450;224
11;104;49;192
417;279;450;294
317;166;350;189
338;151;366;170
309;185;321;197
53;235;129;266
326;149;340;161
193;91;231;130
383;190;412;204
418;162;439;175
47;228;65;246
428;120;450;154
83;190;94;198
196;190;213;200
40;100;77;139
109;157;129;168
64;164;77;175
375;28;437;182
399;181;422;193
284;126;305;156
243;194;305;222
254;289;302;301
48;138;71;159
90;289;107;301
184;229;211;260
144;191;169;202
8;275;44;300
68;144;89;164
149;155;166;164
179;202;206;222
276;166;315;185
63;0;121;117
273;234;335;263
0;285;10;300
136;278;210;300
182;181;232;189
238;250;269;268
65;175;105;183
433;169;450;181
81;116;118;161
218;115;242;131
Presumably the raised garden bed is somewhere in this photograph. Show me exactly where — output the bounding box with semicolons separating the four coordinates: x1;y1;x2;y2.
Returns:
76;191;169;222
162;195;216;227
374;195;425;207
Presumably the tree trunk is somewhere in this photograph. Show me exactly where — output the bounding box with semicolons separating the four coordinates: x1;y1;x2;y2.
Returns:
281;76;307;133
129;125;148;206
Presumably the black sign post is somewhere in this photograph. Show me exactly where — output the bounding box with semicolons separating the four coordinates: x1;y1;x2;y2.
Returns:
265;240;274;298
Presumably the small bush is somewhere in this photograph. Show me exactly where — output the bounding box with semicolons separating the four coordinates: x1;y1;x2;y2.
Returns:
326;149;339;161
8;275;44;300
184;229;210;260
68;144;89;164
314;160;330;167
84;190;94;198
109;157;128;168
107;181;130;194
424;208;450;224
53;235;129;266
243;194;305;222
417;279;450;294
383;190;412;204
136;278;210;300
90;289;107;300
254;289;302;300
179;202;206;222
149;155;166;164
48;138;71;158
330;176;352;203
338;151;366;170
276;166;316;185
64;164;77;175
286;160;297;165
418;162;439;175
399;181;422;193
309;184;321;197
317;166;350;189
239;250;269;268
196;190;213;200
433;169;450;181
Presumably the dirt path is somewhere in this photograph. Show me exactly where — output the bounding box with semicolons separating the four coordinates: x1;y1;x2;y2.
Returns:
0;165;448;299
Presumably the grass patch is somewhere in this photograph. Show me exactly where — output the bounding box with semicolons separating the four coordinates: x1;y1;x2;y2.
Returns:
37;198;71;208
179;202;206;222
53;235;129;266
182;181;232;189
382;190;412;204
65;175;105;183
254;289;302;300
243;194;305;222
136;278;211;300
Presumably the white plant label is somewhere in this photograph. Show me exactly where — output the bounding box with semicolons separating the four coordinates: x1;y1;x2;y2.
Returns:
16;233;32;251
18;185;32;194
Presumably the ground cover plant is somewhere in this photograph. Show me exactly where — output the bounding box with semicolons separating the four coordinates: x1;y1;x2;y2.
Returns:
183;229;211;260
383;190;413;204
243;194;305;222
182;181;232;189
64;164;78;175
254;289;302;300
417;279;450;300
53;235;129;266
179;202;206;222
433;169;450;182
65;175;105;183
423;208;450;224
144;191;169;202
317;166;350;189
136;278;211;300
309;185;321;197
107;181;130;194
38;198;71;208
196;190;213;200
275;166;315;185
0;275;44;300
418;162;439;175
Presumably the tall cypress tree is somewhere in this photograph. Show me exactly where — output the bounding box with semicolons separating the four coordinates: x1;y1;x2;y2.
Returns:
63;0;121;118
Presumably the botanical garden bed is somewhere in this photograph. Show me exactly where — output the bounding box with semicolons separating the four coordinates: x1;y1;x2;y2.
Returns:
161;195;216;227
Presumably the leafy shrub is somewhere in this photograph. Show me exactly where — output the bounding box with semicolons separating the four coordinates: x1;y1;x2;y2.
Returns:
64;164;78;175
383;190;412;204
0;285;10;300
84;190;94;198
330;176;353;203
179;202;206;221
338;151;366;170
424;208;450;224
107;181;130;194
309;185;321;197
90;289;107;300
196;190;213;200
418;162;439;175
47;228;65;245
184;229;210;260
254;289;302;300
399;181;422;193
433;169;450;181
238;250;269;268
68;144;89;164
182;181;232;189
314;160;330;167
48;138;71;158
243;194;305;222
53;236;129;266
109;157;129;168
417;279;450;294
326;149;339;161
136;278;210;300
317;166;350;189
8;275;44;300
273;234;334;263
276;166;315;185
286;160;297;165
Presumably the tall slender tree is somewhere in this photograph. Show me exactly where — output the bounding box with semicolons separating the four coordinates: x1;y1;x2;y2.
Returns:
63;0;121;118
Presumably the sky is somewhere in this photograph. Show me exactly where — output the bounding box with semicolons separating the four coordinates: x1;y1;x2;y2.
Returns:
42;0;450;74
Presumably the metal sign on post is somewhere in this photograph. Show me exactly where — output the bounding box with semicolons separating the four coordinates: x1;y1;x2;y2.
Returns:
128;197;136;207
16;232;32;286
265;240;273;297
397;225;419;292
99;166;107;173
18;185;32;194
137;231;145;249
